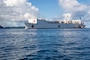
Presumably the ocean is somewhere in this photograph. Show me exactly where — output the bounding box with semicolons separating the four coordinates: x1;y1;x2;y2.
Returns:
0;28;90;60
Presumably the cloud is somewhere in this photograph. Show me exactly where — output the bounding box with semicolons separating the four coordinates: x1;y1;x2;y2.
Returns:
24;13;36;19
4;0;27;7
0;0;39;27
58;0;90;20
59;0;86;11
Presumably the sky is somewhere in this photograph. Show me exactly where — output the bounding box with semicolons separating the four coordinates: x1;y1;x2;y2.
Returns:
29;0;63;19
0;0;90;27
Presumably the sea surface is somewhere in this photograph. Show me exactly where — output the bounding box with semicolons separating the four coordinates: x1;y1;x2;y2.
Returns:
0;28;90;60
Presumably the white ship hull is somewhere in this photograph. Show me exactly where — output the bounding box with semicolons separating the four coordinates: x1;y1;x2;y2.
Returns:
25;19;85;29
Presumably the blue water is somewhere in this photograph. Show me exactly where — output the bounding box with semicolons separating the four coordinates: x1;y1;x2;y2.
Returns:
0;28;90;60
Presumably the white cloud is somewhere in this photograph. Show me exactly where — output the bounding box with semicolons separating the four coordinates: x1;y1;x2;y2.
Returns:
0;0;39;27
59;0;87;12
24;13;36;19
4;0;27;7
59;0;89;19
60;0;88;12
